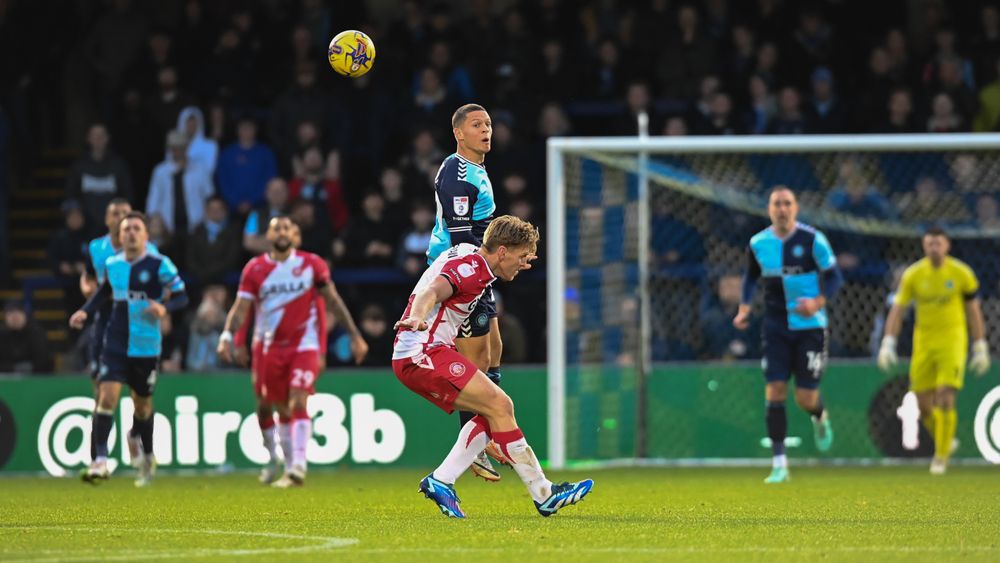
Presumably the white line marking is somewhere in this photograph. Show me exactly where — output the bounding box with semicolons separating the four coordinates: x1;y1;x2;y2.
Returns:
0;526;358;562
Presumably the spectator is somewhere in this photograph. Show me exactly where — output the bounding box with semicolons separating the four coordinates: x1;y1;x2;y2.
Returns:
663;115;689;136
145;66;197;152
244;177;290;255
187;196;241;286
972;4;1000;88
826;170;895;220
613;82;656;135
396;202;434;277
400;129;445;196
766;86;806;134
288;198;331;256
804;67;847;133
974;56;1000;132
123;28;175;94
426;41;475;102
929;55;977;123
333;191;396;267
656;4;717;98
112;89;159;203
83;0;148;111
743;74;776;134
175;106;218;175
357;304;393;368
533;38;578;103
856;47;897;130
754;41;782;87
585;37;625;101
899;176;970;224
694;92;741;135
687;75;721;133
216;116;278;215
289;120;340;180
409;67;453;130
876;88;918;133
146;131;214;267
270;63;330;166
47;200;89;313
288;146;348;234
0;300;53;374
147;213;172;253
700;273;760;360
975;194;1000;230
186;285;228;371
726;24;757;89
787;6;834;82
65;123;133;234
926;92;964;132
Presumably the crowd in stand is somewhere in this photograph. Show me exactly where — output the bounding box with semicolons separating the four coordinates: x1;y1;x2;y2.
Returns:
4;0;1000;372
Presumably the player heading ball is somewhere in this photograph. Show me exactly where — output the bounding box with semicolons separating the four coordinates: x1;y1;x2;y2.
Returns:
392;215;593;518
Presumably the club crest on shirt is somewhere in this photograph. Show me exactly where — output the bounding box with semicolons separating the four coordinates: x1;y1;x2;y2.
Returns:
945;279;954;289
454;196;470;216
457;263;476;278
138;270;151;284
792;245;804;258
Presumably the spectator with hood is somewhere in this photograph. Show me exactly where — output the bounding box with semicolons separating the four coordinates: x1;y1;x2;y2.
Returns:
175;105;218;174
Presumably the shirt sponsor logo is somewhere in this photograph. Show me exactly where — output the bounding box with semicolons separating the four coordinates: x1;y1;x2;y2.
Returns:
260;280;309;298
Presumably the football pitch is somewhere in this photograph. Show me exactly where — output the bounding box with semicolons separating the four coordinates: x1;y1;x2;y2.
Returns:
2;466;998;562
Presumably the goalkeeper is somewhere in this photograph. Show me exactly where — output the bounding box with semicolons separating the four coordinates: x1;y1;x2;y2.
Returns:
878;226;990;475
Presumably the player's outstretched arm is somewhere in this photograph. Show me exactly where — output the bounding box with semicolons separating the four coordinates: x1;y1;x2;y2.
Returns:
218;296;253;364
321;283;369;365
394;277;454;332
967;298;990;376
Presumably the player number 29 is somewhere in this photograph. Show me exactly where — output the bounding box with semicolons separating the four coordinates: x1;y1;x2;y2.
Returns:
291;369;315;388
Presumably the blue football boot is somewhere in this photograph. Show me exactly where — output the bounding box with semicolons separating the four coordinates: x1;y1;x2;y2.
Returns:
534;479;594;517
419;474;466;518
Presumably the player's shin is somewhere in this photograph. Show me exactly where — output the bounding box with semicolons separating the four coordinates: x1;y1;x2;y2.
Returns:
766;401;787;468
135;413;154;455
277;415;292;465
258;411;279;462
434;415;491;484
290;409;311;471
933;407;957;461
93;409;115;461
493;428;552;503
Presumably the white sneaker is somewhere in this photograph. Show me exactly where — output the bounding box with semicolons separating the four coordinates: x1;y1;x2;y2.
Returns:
930;457;948;475
259;460;281;485
272;464;306;488
127;434;143;468
82;460;110;484
134;455;156;488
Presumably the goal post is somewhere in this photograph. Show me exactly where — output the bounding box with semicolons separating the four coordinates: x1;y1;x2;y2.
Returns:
546;133;1000;470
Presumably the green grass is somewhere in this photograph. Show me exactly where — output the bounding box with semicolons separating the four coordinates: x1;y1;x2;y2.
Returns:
2;466;999;562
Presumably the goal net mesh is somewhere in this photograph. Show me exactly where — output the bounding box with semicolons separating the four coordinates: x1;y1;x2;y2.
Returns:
556;146;1000;464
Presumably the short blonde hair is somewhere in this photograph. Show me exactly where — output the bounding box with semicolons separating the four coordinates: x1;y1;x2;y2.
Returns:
482;215;539;253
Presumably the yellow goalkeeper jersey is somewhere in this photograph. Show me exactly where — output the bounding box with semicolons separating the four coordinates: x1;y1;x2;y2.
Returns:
894;256;979;347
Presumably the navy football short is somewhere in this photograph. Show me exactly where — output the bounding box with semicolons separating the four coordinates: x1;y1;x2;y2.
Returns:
88;317;109;380
761;321;827;390
99;353;159;397
458;285;497;339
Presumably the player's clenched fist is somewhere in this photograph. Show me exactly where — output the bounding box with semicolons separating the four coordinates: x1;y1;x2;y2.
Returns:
394;316;428;331
732;304;751;330
69;310;88;330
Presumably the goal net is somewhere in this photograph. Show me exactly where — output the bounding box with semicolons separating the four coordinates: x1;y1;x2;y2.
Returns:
546;134;1000;469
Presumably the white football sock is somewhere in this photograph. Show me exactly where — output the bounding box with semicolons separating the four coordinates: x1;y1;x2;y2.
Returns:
291;418;311;470
278;422;292;465
432;417;490;484
503;437;552;503
261;425;278;462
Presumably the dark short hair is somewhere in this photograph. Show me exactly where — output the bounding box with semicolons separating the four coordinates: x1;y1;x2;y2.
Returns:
452;103;487;129
769;185;796;199
924;225;949;239
206;195;227;207
108;197;131;209
122;211;148;228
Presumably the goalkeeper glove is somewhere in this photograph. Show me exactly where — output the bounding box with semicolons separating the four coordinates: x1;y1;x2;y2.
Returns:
877;336;898;372
970;339;990;376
